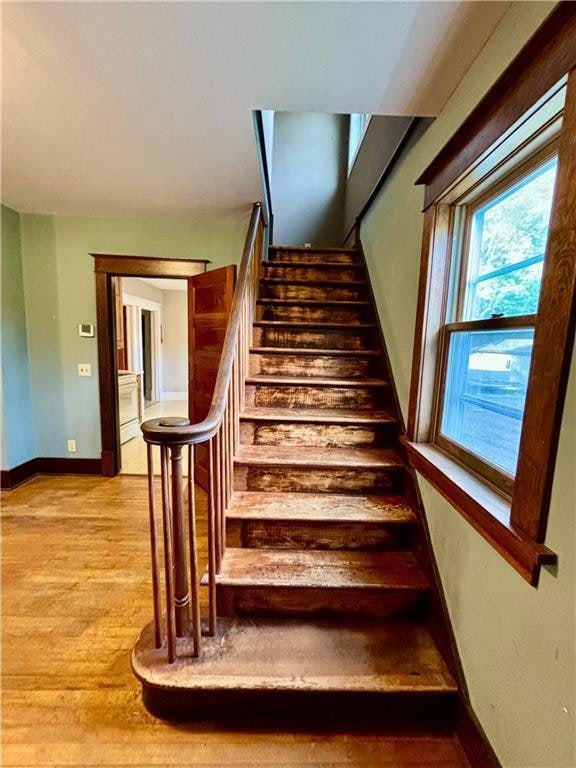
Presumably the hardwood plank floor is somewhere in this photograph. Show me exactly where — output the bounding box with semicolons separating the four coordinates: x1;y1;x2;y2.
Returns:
2;475;469;767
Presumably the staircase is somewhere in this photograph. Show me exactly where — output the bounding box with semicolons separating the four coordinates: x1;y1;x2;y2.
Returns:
133;243;461;733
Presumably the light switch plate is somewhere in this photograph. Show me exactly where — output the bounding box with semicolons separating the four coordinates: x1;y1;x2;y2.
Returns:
78;363;91;377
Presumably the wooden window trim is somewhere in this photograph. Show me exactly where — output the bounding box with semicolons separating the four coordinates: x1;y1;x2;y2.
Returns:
416;4;576;208
408;10;576;586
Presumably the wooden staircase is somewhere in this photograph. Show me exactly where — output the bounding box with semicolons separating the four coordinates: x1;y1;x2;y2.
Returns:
134;244;461;733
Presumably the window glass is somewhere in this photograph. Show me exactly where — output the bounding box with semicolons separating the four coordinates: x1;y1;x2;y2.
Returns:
440;328;534;475
463;157;558;320
348;113;370;172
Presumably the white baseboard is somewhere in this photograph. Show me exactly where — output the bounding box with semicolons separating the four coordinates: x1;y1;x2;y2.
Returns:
162;391;187;401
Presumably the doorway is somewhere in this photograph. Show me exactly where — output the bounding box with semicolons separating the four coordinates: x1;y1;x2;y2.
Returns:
141;309;154;405
93;254;208;476
118;277;189;474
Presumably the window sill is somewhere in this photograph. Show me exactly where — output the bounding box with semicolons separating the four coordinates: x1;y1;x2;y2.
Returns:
401;438;557;586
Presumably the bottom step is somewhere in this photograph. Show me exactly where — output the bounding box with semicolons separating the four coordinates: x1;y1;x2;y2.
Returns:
132;617;458;721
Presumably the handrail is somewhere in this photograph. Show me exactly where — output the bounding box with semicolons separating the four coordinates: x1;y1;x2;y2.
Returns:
140;202;266;662
141;203;262;446
253;111;274;242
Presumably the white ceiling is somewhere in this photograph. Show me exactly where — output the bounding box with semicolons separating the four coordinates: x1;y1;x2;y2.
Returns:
137;278;189;292
2;1;511;218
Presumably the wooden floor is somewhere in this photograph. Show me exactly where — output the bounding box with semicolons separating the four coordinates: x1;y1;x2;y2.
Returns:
2;474;469;767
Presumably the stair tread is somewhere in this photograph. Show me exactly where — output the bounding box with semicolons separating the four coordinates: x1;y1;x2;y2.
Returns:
261;278;367;286
250;347;380;356
246;375;387;387
270;245;359;253
215;549;429;590
265;260;364;268
235;445;404;469
133;617;457;693
240;406;396;424
255;320;375;329
257;298;371;306
227;492;416;523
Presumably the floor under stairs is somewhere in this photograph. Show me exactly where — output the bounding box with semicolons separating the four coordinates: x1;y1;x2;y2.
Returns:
133;245;467;760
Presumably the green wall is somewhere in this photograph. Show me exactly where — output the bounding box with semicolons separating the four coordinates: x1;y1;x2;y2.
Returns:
361;2;574;766
1;205;36;469
14;210;249;459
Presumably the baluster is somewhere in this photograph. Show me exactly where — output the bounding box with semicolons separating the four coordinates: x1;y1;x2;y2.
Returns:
218;424;226;559
207;437;217;635
227;385;234;503
146;444;162;649
169;445;190;637
233;354;240;451
187;445;201;657
214;430;223;569
160;445;177;663
224;396;230;508
239;324;246;412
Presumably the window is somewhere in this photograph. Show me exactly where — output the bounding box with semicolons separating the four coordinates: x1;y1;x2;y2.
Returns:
434;152;558;495
348;113;371;173
402;8;576;586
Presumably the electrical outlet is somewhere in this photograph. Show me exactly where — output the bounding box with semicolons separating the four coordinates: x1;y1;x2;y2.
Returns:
67;439;77;453
78;363;91;377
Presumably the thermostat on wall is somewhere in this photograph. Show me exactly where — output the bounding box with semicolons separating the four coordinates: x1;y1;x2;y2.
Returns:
78;323;95;337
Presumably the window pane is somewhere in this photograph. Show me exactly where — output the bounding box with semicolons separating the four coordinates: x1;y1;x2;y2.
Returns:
463;157;557;320
348;113;370;172
440;328;534;475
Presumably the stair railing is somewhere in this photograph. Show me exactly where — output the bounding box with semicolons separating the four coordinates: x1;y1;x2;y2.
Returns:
140;203;265;662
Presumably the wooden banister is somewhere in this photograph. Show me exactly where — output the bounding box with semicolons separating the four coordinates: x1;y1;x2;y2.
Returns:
142;204;263;446
141;202;266;661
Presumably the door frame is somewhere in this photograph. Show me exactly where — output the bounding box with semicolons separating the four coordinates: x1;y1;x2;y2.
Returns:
123;293;163;404
93;254;208;476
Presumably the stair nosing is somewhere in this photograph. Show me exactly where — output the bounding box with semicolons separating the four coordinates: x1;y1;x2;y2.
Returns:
270;245;359;253
254;320;375;330
245;375;388;387
256;299;371;307
250;347;381;357
226;492;416;524
234;446;404;470
260;278;367;287
264;260;364;269
239;407;396;425
212;549;429;591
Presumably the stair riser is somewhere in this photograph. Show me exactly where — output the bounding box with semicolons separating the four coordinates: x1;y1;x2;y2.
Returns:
234;466;403;494
253;327;377;350
226;519;413;551
245;384;385;410
269;250;358;264
217;585;427;619
240;421;396;448
263;265;363;282
249;353;378;379
261;283;367;301
257;304;371;324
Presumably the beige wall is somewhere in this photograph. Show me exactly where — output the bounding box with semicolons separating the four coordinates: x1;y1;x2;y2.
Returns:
161;290;188;395
360;2;574;766
272;111;348;246
343;115;414;238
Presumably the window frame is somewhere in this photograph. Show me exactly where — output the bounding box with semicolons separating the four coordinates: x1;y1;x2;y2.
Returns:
430;143;560;498
404;7;576;586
